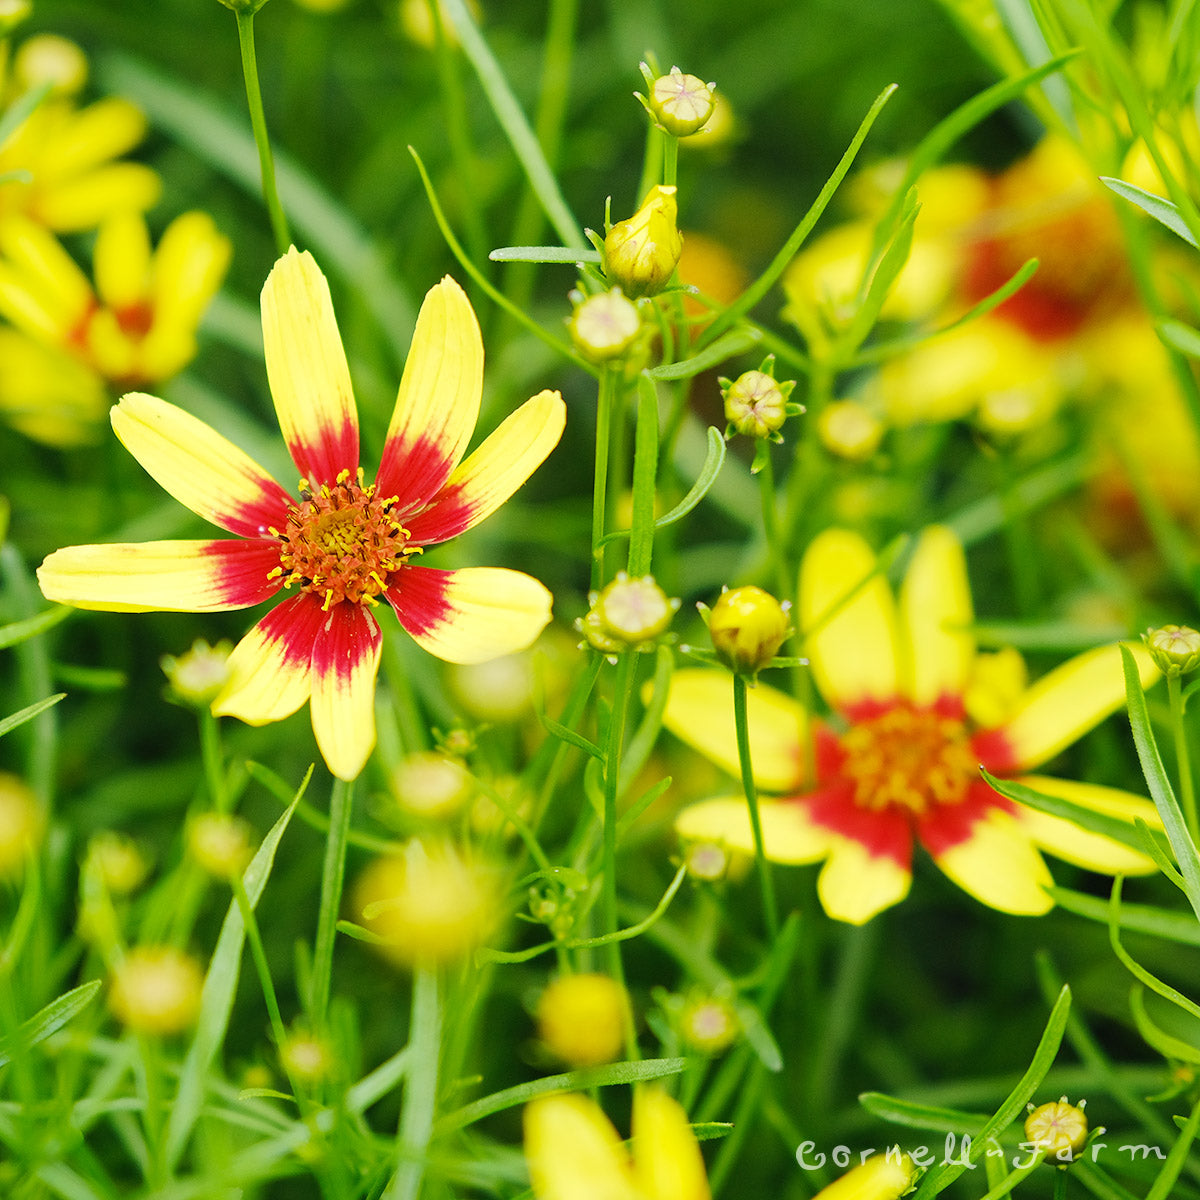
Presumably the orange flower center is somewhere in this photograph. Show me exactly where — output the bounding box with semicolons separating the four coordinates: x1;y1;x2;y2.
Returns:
271;469;416;609
839;704;976;815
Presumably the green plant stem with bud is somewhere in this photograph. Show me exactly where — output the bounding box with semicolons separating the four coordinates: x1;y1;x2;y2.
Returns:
234;9;291;255
732;673;779;939
1167;672;1198;840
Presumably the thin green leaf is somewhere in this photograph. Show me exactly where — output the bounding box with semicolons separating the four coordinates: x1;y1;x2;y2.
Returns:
1157;318;1200;359
0;694;66;740
647;330;764;381
0;604;71;650
434;1057;687;1133
567;865;687;949
0;980;102;1068
1048;886;1200;946
475;939;558;965
164;783;305;1170
488;245;602;263
1121;644;1200;923
858;1092;990;1135
1146;1094;1200;1200
537;711;604;761
1129;985;1200;1065
1100;176;1198;247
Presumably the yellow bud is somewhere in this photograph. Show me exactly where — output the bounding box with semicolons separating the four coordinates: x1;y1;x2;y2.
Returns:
85;832;148;895
391;751;475;819
580;572;680;654
279;1029;333;1083
13;34;85;94
187;812;253;878
537;973;628;1067
354;840;496;968
0;773;42;878
162;638;233;706
568;287;642;363
811;1153;916;1200
818;400;884;462
679;993;738;1054
683;839;731;881
1144;625;1200;677
0;1;32;37
708;586;791;676
605;185;683;298
646;65;716;137
723;368;797;439
109;947;204;1036
1024;1098;1089;1163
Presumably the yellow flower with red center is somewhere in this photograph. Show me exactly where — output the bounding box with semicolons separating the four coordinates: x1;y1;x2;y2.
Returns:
665;526;1162;923
37;248;566;780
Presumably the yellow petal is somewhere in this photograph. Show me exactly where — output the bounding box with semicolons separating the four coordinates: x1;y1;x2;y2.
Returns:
405;390;566;545
37;540;281;613
387;565;552;665
309;603;382;781
990;642;1160;770
93;211;151;310
932;808;1054;915
676;796;831;863
36;163;161;231
524;1093;639;1200
261;246;358;484
899;525;974;704
0;215;92;335
1014;774;1160;874
111;393;293;539
810;1153;916;1200
376;276;483;514
661;669;806;792
632;1088;710;1200
800;528;899;710
41;97;148;174
817;837;911;924
0;329;106;446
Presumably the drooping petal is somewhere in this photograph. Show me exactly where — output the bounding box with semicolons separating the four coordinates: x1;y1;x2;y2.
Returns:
676;796;831;863
405;390;566;546
212;593;322;724
111;393;293;538
800;528;899;711
375;277;483;515
386;565;552;664
931;808;1054;915
632;1088;711;1200
980;642;1160;771
1013;774;1160;874
37;539;281;613
899;525;974;705
524;1093;640;1200
661;669;807;792
309;602;383;781
261;247;358;484
817;837;912;924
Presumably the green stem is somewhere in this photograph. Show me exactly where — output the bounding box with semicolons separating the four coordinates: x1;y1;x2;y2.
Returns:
139;1034;168;1187
231;876;288;1063
309;777;353;1031
993;446;1040;617
235;9;291;255
383;967;442;1200
732;674;779;939
1168;672;1198;841
756;451;792;606
199;710;229;814
662;132;678;188
592;367;618;589
628;373;659;578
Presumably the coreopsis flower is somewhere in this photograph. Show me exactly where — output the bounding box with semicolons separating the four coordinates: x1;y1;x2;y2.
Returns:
38;248;566;780
0;44;160;231
665;526;1162;924
810;1153;916;1200
525;1088;710;1200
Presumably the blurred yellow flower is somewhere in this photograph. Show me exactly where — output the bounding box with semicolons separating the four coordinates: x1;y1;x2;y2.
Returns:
537;973;627;1067
109;946;204;1036
0;772;42;877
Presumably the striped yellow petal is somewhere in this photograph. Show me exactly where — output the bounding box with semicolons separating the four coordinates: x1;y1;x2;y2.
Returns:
676;796;830;863
1014;774;1160;874
817;837;911;924
111;393;293;539
932;808;1054;914
899;525;974;705
989;642;1160;770
405;390;566;546
524;1093;639;1200
661;669;806;792
261;247;358;484
37;539;281;613
387;565;552;664
376;277;483;515
632;1088;710;1200
309;603;383;781
800;528;899;711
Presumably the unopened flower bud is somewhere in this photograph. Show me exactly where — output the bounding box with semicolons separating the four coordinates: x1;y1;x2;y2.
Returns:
391;751;475;819
0;0;32;37
1144;625;1200;677
85;832;148;895
708;586;791;676
162;639;233;707
818;400;883;462
537;973;627;1067
109;947;204;1036
683;839;730;881
605;186;683;298
216;0;271;13
723;365;798;440
0;774;42;878
13;34;85;94
279;1028;333;1083
579;572;680;655
642;65;716;137
1024;1097;1089;1163
679;993;738;1054
569;288;642;363
187;812;253;878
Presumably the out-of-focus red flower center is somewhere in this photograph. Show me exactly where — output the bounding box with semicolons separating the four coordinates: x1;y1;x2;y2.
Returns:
838;703;975;815
272;469;413;609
